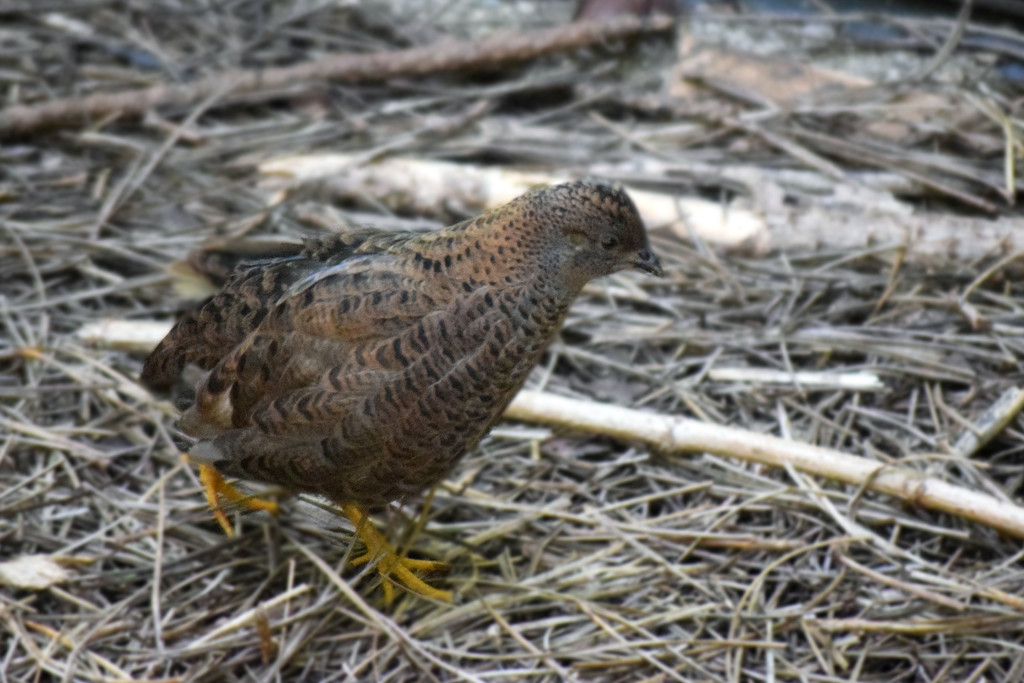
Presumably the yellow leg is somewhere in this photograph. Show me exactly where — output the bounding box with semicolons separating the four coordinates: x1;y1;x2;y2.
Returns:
398;486;438;559
342;502;452;603
197;462;279;536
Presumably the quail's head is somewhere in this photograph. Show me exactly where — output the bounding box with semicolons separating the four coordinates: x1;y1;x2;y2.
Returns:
525;180;662;291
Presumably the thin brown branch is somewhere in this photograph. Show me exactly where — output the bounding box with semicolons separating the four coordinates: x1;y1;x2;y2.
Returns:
0;15;673;138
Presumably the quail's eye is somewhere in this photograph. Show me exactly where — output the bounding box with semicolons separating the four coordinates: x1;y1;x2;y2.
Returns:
568;232;589;247
601;235;620;249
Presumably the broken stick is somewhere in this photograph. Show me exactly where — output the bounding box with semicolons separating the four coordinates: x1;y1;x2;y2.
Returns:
0;15;673;137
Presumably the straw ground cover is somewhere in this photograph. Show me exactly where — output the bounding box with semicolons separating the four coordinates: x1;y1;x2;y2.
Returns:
2;1;1024;681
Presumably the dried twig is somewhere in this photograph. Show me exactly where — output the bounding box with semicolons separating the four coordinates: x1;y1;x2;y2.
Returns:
0;15;672;137
914;0;974;80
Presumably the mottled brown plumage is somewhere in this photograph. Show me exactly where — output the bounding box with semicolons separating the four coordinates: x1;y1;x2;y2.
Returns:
142;180;662;599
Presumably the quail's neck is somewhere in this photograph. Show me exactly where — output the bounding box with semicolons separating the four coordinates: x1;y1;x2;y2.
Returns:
408;207;568;295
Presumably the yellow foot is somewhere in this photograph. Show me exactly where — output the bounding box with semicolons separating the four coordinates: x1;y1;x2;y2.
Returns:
196;462;279;536
342;503;452;604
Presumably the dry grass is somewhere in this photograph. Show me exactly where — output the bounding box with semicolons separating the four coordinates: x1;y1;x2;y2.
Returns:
2;2;1024;681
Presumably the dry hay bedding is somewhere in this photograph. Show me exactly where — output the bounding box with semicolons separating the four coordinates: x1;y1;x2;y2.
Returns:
3;2;1024;682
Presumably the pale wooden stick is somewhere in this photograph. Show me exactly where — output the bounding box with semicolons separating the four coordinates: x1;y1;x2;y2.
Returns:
76;319;174;353
707;368;884;391
257;156;767;249
504;390;1024;539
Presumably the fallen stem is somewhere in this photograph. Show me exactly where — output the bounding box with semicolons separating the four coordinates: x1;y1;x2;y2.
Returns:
0;15;672;137
505;390;1024;539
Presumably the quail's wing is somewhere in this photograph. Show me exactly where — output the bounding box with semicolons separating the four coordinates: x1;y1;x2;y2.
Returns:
140;231;413;395
169;229;468;439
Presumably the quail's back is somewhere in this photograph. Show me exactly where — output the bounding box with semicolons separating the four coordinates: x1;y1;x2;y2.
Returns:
142;180;662;507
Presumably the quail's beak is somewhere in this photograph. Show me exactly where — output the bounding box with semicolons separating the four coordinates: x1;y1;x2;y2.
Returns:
633;248;664;277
